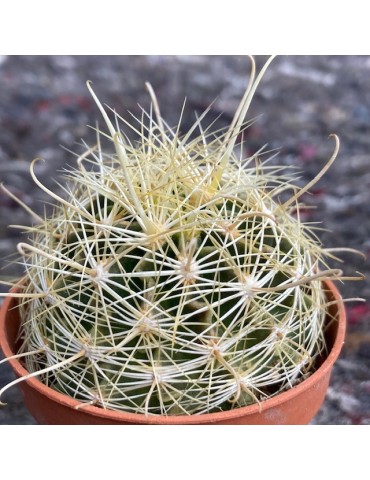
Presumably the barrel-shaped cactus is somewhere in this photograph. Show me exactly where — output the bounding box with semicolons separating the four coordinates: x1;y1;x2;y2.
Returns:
1;57;346;415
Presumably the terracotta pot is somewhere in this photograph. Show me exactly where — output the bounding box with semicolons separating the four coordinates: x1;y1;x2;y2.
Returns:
0;280;345;425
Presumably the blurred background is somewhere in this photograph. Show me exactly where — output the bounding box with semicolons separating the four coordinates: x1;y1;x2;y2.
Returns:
0;55;369;424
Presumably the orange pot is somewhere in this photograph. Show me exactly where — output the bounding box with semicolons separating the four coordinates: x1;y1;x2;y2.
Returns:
0;280;345;425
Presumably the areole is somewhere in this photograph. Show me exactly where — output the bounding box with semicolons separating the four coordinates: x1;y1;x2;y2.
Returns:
0;279;346;425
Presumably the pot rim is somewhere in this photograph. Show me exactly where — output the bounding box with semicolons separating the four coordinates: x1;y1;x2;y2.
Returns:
0;279;345;424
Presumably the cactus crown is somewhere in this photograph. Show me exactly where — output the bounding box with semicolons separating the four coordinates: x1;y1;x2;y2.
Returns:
0;57;357;415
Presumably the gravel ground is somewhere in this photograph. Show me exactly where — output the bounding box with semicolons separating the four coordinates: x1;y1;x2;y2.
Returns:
0;55;369;425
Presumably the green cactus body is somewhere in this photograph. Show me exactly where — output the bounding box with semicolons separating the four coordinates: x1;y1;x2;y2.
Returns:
2;57;344;415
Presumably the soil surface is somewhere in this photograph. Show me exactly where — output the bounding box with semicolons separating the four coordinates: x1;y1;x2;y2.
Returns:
0;55;369;424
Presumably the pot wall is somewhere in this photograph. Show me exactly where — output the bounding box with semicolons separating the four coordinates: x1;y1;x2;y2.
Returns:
0;280;346;425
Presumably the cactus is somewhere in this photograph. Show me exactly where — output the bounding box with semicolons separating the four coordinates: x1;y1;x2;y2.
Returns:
0;57;354;415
